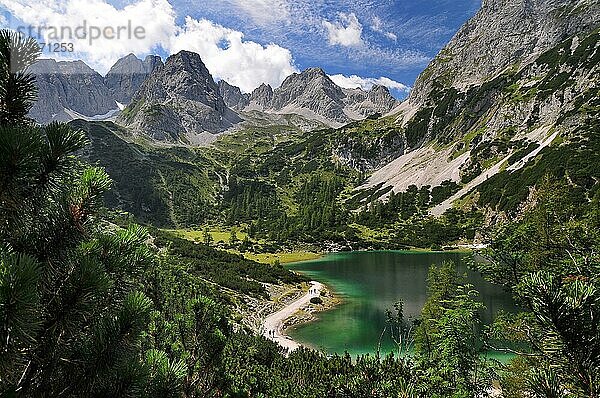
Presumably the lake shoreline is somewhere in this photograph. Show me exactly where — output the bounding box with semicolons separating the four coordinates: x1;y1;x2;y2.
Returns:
263;280;341;352
263;248;482;353
273;249;464;352
278;281;342;348
279;250;515;356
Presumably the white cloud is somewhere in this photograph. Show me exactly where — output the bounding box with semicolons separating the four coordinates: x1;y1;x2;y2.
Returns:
2;0;176;73
323;12;363;47
372;16;383;32
2;0;420;94
229;0;290;25
385;32;398;41
329;73;410;93
371;16;397;41
169;17;297;93
2;0;298;91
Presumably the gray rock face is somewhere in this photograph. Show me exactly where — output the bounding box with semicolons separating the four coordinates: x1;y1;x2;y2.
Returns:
104;54;163;105
28;52;399;130
410;0;600;105
218;80;250;111
342;85;399;119
29;59;117;123
119;50;241;142
246;68;399;126
366;85;399;110
363;0;600;211
270;68;348;123
248;83;274;110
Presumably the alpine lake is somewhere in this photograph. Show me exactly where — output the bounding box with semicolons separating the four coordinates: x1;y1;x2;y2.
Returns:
286;250;518;360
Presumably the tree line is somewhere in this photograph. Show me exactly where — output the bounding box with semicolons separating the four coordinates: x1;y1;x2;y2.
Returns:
1;30;598;396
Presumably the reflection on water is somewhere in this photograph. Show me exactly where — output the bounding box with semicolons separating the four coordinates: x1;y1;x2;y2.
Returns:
287;251;517;356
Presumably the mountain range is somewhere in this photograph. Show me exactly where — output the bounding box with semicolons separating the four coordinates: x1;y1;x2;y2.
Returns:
239;67;398;125
28;51;400;142
363;0;600;215
31;0;600;235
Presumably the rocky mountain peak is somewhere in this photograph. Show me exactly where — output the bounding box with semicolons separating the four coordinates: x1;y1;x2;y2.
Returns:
143;55;163;68
409;0;600;106
279;67;338;91
302;67;327;78
166;50;204;69
156;51;218;99
218;80;250;111
104;53;163;104
268;67;398;125
366;85;398;109
248;83;274;110
29;59;117;123
112;53;138;65
269;68;345;120
30;59;96;75
119;50;240;143
368;84;393;98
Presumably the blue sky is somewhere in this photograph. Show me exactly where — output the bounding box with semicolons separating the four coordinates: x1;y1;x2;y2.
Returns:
1;0;481;97
187;0;480;89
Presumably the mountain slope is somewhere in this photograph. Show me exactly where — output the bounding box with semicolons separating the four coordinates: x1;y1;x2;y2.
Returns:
73;119;221;226
29;59;118;123
409;0;600;106
29;54;163;124
218;80;250;111
118;51;241;143
247;68;400;126
104;53;163;105
360;0;600;216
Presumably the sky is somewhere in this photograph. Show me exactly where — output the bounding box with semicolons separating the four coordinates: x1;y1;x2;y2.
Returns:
0;0;481;97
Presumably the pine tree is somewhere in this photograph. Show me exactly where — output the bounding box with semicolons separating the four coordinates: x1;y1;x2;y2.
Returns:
203;227;213;246
229;228;238;245
0;30;178;396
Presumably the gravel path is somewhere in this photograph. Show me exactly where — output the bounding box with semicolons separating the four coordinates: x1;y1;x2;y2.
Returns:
262;281;324;352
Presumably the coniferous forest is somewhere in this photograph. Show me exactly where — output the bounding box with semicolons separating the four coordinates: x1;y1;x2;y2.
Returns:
1;7;600;397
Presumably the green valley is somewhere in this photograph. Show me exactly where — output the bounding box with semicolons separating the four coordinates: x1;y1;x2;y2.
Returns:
2;0;600;396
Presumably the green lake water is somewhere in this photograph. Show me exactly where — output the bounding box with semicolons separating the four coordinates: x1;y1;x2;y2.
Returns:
287;250;518;359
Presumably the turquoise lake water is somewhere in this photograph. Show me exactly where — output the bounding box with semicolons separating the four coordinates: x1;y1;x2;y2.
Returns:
287;250;517;359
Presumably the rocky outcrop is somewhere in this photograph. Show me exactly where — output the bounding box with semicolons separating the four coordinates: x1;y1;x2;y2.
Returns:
409;0;600;106
118;51;241;143
29;59;117;123
247;83;274;110
270;68;348;123
29;52;400;131
245;68;399;126
218;80;250;111
104;54;163;105
362;0;600;212
343;85;399;119
29;54;161;124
